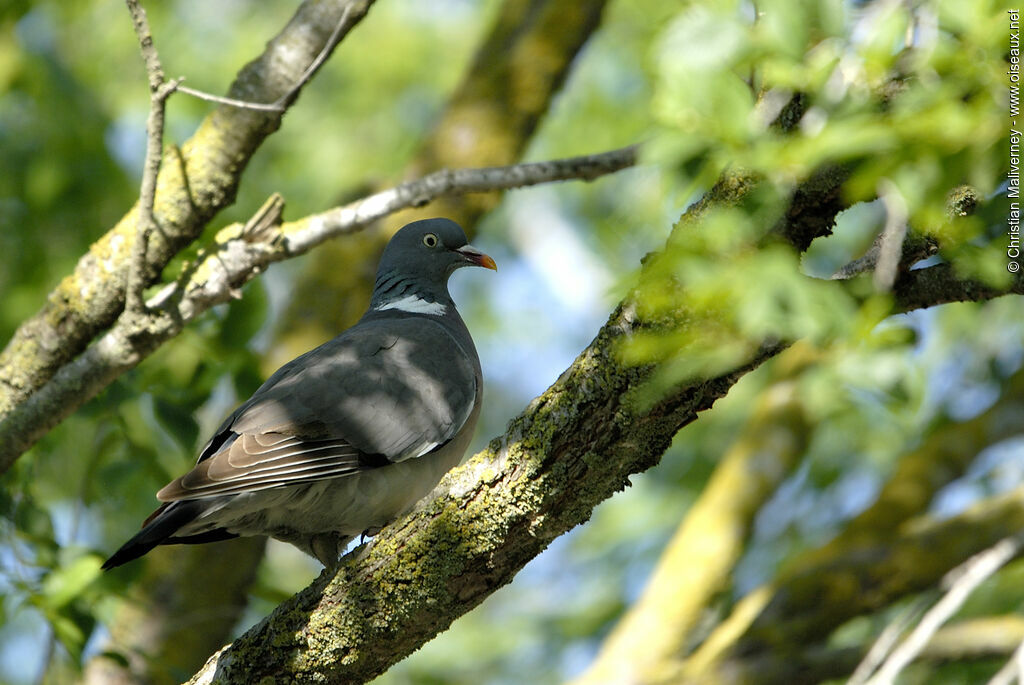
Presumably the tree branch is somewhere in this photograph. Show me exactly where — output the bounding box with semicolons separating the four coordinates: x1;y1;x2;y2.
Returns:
873;178;909;292
282;145;639;254
175;151;855;684
124;0;181;314
690;373;1024;663
170;153;1016;682
988;629;1024;685
894;264;1024;312
680;485;1024;683
0;0;375;444
123;0;162;312
175;4;353;113
672;616;1024;685
0;146;638;472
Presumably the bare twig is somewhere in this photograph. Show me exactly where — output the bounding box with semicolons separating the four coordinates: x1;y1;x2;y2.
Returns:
124;0;180;313
175;85;287;112
847;594;934;685
858;534;1024;685
278;4;352;107
122;0;354;315
174;5;352;113
285;144;640;254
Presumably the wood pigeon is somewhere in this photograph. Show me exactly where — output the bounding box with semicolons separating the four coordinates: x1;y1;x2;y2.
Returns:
103;218;496;569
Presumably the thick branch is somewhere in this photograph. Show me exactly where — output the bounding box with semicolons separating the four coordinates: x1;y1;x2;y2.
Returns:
0;0;375;437
894;264;1024;312
177;153;849;684
0;147;638;471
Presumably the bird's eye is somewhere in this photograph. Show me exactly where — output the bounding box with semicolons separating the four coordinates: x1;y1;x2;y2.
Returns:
422;233;439;248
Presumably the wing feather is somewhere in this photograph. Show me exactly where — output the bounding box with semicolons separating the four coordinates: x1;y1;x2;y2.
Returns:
157;315;479;503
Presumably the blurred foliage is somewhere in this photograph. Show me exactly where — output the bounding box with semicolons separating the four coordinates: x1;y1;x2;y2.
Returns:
0;0;1020;684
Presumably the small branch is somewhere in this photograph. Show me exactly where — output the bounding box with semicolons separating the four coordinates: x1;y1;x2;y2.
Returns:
894;264;1024;312
124;0;163;90
285;144;639;254
278;4;352;107
859;534;1024;685
0;0;379;474
121;1;352;313
847;595;933;685
124;0;179;313
175;84;286;112
988;635;1024;685
175;5;352;113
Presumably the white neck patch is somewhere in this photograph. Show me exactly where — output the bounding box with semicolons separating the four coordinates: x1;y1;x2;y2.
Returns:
374;294;447;316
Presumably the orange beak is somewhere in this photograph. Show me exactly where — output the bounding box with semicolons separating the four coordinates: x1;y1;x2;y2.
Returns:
456;245;497;271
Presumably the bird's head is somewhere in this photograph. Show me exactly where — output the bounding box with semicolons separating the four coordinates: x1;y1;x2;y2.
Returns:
371;218;496;312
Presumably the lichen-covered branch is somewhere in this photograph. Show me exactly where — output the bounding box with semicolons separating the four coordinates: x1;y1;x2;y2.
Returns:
0;0;375;445
93;6;616;680
0;145;637;473
174;155;885;683
175;162;1012;684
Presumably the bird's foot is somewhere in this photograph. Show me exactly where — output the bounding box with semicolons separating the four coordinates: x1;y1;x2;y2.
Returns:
358;526;382;546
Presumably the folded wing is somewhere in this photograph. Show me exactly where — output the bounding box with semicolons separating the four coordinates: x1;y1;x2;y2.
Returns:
157;316;479;503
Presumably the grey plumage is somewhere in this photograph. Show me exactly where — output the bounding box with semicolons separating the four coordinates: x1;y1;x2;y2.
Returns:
103;218;495;569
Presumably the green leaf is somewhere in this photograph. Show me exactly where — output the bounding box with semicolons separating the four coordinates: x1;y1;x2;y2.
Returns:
41;554;102;610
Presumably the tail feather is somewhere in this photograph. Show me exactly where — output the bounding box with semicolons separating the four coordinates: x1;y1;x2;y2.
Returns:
102;500;235;570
